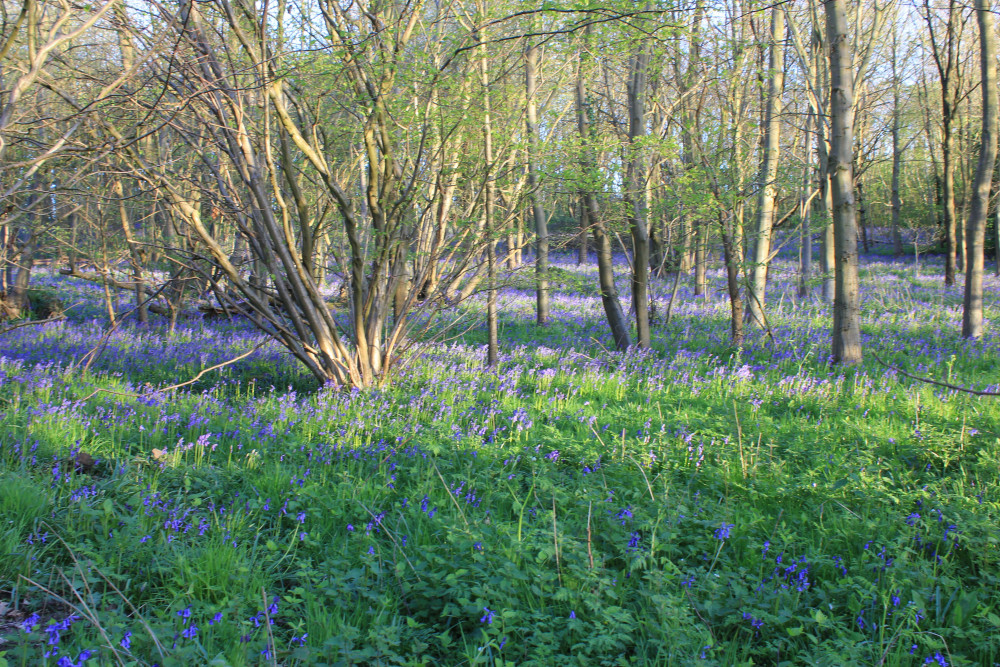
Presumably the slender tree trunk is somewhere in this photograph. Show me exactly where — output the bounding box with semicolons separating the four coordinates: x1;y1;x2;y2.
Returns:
479;26;498;367
578;198;588;265
747;8;784;327
934;0;959;285
627;50;651;348
826;0;863;364
576;36;629;350
799;110;813;297
820;159;836;301
11;232;34;313
692;2;706;297
994;189;1000;276
890;17;904;257
891;92;904;254
525;41;549;326
114;178;148;323
858;179;869;253
961;0;997;339
720;212;744;346
10;191;37;314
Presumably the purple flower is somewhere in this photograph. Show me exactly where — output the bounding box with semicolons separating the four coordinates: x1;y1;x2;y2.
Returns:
120;630;132;649
182;624;198;639
480;607;495;624
715;523;733;540
21;612;40;633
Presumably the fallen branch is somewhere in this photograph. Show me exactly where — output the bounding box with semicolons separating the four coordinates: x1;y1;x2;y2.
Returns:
76;340;269;402
0;313;67;335
870;350;1000;397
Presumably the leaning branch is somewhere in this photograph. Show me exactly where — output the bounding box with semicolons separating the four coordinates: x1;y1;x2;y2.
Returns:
870;350;1000;396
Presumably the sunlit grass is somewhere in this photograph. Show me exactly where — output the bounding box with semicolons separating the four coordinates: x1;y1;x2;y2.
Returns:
0;255;998;666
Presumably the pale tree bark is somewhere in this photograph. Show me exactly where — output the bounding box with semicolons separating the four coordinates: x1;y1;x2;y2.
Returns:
826;0;863;365
686;0;706;296
626;48;651;349
961;0;997;339
890;18;904;257
818;63;836;302
525;40;549;326
746;7;784;328
577;198;588;265
798;109;814;297
478;22;499;367
995;181;1000;277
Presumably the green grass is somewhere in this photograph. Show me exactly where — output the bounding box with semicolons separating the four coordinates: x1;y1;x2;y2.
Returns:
0;262;999;666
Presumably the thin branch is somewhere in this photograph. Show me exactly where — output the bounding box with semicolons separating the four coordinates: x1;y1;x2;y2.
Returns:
870;350;1000;396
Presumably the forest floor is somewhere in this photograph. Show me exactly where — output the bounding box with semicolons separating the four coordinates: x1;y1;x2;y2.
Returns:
1;252;999;666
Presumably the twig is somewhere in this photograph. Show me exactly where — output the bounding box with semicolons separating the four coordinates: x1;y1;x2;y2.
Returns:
625;455;655;501
552;496;562;587
0;313;68;335
430;458;470;529
76;340;269;402
261;588;278;667
870;350;1000;397
357;501;424;582
586;501;594;570
663;268;682;326
42;524;167;660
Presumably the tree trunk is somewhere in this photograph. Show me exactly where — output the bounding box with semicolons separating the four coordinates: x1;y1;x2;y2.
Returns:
935;1;959;285
10;231;34;313
746;8;784;327
479;26;499;367
890;18;904;257
114;178;148;323
626;50;651;348
891;98;904;255
577;36;630;350
994;189;1000;276
525;41;549;326
799;110;813;297
961;0;997;339
857;179;869;253
826;0;863;364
